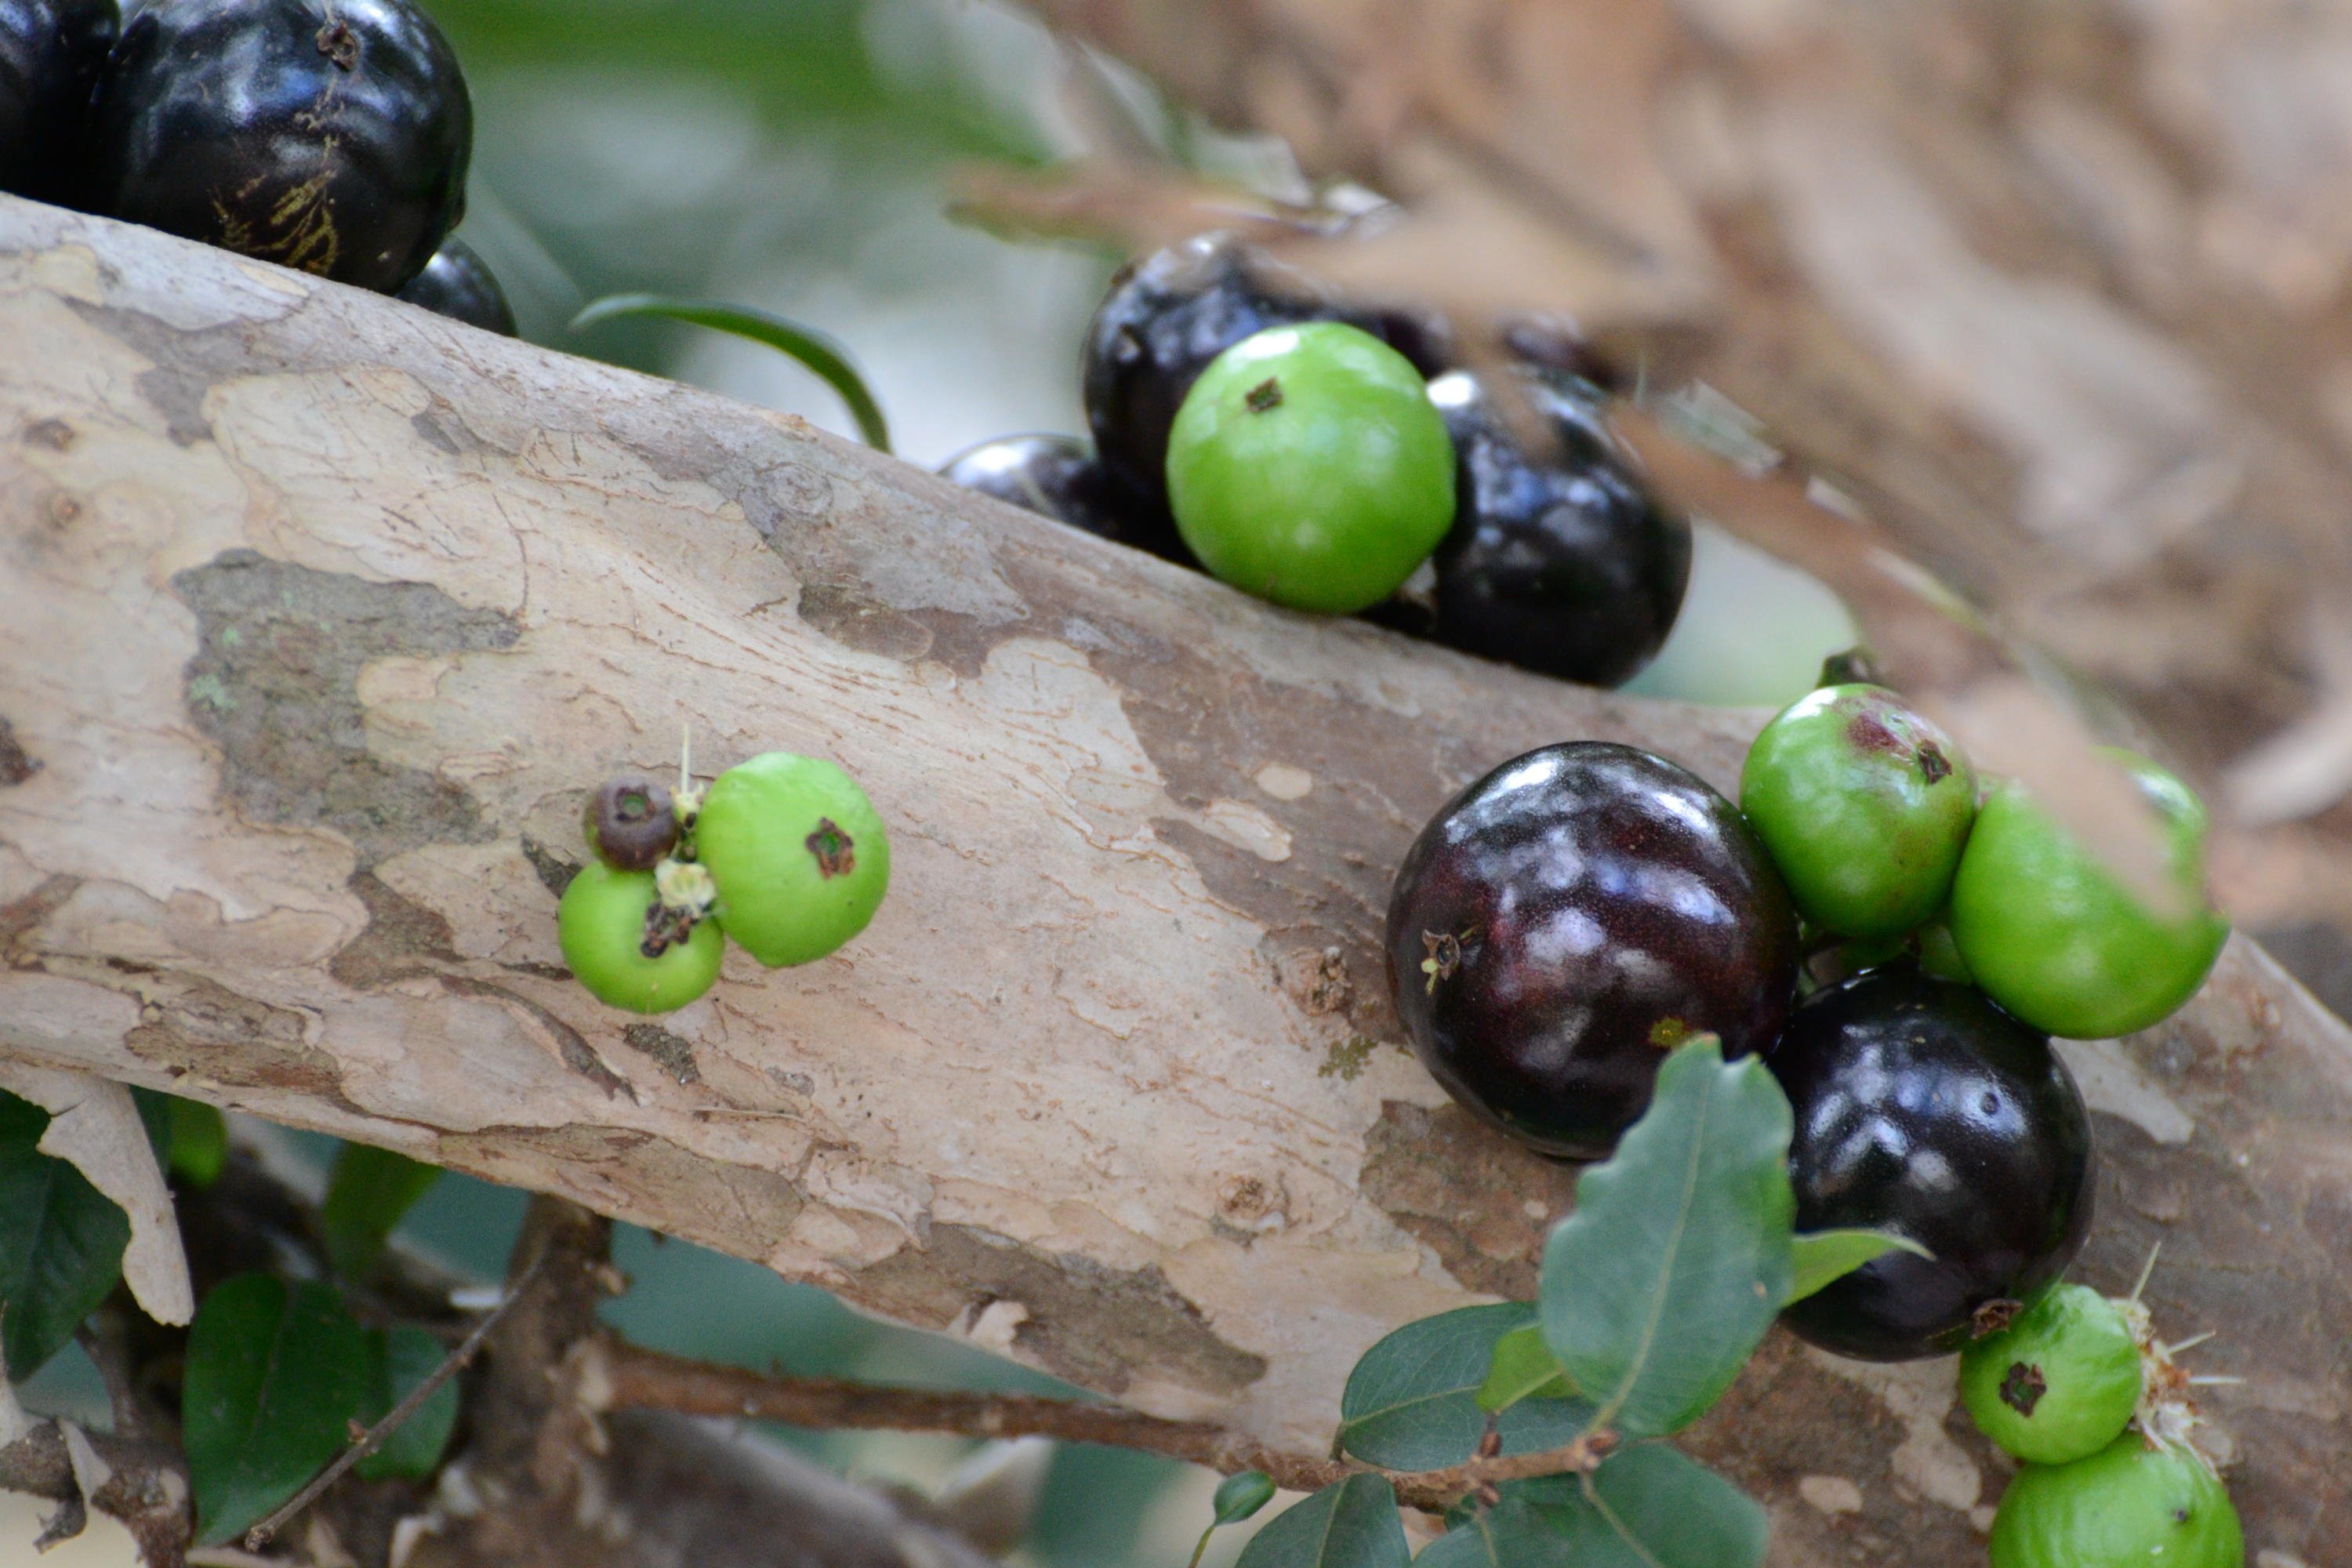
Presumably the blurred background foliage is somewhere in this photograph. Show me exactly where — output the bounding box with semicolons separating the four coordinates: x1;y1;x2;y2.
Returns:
12;0;1853;1561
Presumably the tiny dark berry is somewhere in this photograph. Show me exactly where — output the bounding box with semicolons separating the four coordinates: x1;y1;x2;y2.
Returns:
397;238;517;336
585;774;678;873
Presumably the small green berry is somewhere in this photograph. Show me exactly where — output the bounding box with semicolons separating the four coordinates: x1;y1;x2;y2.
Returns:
1165;321;1454;614
695;753;891;967
557;862;722;1014
1960;1283;2143;1465
1989;1434;2242;1568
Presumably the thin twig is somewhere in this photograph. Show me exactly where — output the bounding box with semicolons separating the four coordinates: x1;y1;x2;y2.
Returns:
243;1259;546;1550
597;1339;1610;1512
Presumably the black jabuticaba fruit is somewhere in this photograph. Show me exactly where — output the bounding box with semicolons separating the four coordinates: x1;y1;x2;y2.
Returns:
1772;965;2096;1362
1385;741;1800;1160
0;0;117;202
938;433;1189;562
86;0;470;292
1080;232;1452;505
1425;369;1692;688
396;235;512;334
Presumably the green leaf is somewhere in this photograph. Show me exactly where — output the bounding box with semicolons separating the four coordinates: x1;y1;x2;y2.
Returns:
184;1273;375;1544
0;1090;129;1377
136;1092;228;1189
354;1324;460;1481
1235;1475;1410;1568
1476;1324;1574;1414
1539;1038;1795;1439
321;1144;445;1280
1550;1446;1767;1568
1788;1229;1931;1306
572;294;891;452
1214;1470;1278;1525
1414;1497;1574;1568
1338;1304;1592;1468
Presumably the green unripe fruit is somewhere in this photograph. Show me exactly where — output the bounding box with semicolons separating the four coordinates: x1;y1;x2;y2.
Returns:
557;862;722;1014
1960;1283;2142;1465
1739;684;1976;940
1165;321;1454;614
1951;750;2228;1039
695;752;891;967
1989;1436;2242;1568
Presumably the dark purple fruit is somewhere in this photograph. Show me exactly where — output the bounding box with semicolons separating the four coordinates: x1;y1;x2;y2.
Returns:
0;0;117;203
396;236;513;335
1425;369;1691;688
584;774;677;874
1080;232;1450;504
1385;741;1800;1159
87;0;470;292
1773;965;2096;1361
938;433;1187;562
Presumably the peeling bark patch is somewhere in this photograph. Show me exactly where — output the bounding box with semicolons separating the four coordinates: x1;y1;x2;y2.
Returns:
20;417;74;450
0;717;39;786
329;870;458;989
171;550;520;864
438;1124;805;1256
437;975;632;1100
123;972;349;1104
1;875;80;960
796;583;937;663
1359;1101;1578;1298
851;1225;1266;1398
521;837;580;898
621;1024;700;1086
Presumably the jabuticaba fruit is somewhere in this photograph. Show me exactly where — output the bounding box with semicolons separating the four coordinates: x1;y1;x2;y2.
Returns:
0;0;118;203
396;235;514;334
86;0;470;292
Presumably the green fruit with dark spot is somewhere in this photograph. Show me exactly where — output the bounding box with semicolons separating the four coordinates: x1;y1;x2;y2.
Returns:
1740;684;1976;939
1951;750;2227;1039
557;862;720;1015
1166;321;1454;614
695;753;890;967
1960;1283;2142;1465
1989;1436;2241;1568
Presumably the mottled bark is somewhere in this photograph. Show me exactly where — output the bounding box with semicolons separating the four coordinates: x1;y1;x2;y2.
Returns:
3;196;2349;1564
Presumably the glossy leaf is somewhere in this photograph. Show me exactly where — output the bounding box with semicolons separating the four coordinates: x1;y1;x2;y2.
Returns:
1539;1039;1795;1439
1415;1497;1574;1568
1788;1228;1931;1306
1477;1323;1574;1414
0;1090;129;1377
1338;1303;1592;1468
1214;1470;1279;1525
184;1273;375;1544
321;1144;445;1280
354;1323;461;1480
1235;1475;1410;1568
1551;1445;1768;1568
572;294;891;452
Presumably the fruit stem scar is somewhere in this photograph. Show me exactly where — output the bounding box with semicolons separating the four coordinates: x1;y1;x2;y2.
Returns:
1972;1298;2024;1338
1420;927;1472;993
1999;1359;2047;1415
807;818;856;878
1244;377;1283;413
1918;741;1953;786
316;20;359;70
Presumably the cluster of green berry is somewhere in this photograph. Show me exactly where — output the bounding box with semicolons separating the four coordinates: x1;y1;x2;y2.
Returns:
2;0;514;333
557;751;889;1015
1961;1275;2241;1568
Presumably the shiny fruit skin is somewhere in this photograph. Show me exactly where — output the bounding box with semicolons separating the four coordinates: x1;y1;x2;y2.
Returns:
557;862;721;1015
1773;966;2095;1360
87;0;470;292
1740;684;1976;939
1167;321;1455;615
1081;231;1450;505
1424;369;1691;688
1989;1436;2243;1568
938;433;1186;561
1385;741;1800;1159
1960;1282;2143;1465
396;237;513;334
0;0;117;202
695;753;890;968
1951;750;2227;1039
